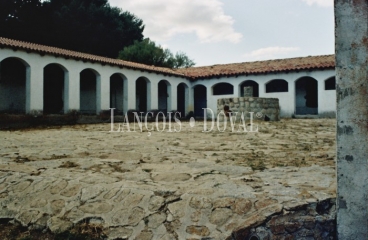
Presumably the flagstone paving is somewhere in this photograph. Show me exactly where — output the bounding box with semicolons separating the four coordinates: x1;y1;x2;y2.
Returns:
0;119;336;239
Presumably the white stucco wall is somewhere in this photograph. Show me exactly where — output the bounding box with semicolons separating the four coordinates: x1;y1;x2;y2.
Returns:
191;69;335;118
0;47;335;118
0;48;191;115
320;78;337;116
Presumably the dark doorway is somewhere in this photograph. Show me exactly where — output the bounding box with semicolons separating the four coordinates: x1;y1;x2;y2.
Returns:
194;85;207;117
80;69;97;114
177;83;188;117
110;74;124;114
136;77;149;112
158;80;170;113
295;77;318;115
44;64;65;114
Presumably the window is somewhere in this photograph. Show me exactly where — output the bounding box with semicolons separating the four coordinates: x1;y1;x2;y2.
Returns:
213;83;234;95
266;79;288;93
325;77;336;90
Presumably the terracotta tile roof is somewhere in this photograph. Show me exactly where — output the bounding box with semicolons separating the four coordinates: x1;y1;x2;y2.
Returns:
176;55;335;80
0;37;186;78
0;37;335;80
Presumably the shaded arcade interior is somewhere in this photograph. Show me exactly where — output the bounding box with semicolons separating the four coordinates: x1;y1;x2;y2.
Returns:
158;80;170;113
136;77;150;112
110;73;125;114
0;58;27;113
177;83;189;117
80;69;97;114
43;64;65;114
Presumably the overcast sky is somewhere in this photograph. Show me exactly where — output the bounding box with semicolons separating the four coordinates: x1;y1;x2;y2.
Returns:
109;0;334;66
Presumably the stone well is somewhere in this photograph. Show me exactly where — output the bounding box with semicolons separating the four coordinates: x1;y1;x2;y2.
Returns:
217;97;280;121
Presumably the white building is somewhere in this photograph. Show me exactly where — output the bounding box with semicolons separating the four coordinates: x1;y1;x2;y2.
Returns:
0;37;336;118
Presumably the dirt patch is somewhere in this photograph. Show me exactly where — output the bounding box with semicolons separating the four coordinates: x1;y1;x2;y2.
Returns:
0;219;105;240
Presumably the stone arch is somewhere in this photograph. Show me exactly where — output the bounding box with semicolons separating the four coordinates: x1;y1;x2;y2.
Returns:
265;79;288;93
193;84;207;117
80;68;99;114
158;80;171;113
43;63;67;114
239;80;259;97
212;82;234;95
110;73;126;114
177;82;189;117
325;76;336;90
136;77;151;112
0;57;29;113
295;76;318;115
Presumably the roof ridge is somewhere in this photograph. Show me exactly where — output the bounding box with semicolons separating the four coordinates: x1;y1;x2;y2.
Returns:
187;54;335;69
0;36;185;77
0;37;335;80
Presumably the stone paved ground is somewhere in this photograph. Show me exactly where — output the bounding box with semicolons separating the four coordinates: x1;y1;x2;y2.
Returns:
0;119;336;239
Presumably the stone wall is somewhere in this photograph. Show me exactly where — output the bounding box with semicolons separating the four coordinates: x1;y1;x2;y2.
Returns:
217;97;280;121
228;198;336;240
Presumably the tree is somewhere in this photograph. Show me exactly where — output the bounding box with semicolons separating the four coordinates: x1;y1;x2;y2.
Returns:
43;0;144;58
172;52;196;69
0;0;145;58
118;38;195;68
0;0;195;65
0;0;45;42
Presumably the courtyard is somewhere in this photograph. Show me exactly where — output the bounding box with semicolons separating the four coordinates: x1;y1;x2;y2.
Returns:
0;118;336;239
